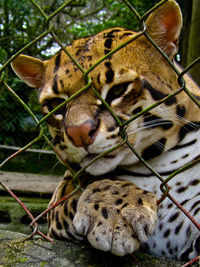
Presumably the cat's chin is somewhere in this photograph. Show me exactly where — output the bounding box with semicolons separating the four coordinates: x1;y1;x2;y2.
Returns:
80;150;129;175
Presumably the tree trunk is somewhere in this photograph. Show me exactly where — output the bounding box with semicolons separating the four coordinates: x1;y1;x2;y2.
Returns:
186;0;200;85
179;0;192;68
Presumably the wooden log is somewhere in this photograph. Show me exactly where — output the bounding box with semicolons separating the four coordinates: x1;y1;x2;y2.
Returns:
0;171;60;194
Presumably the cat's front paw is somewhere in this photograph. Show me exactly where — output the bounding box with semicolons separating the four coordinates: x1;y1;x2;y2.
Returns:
73;179;158;256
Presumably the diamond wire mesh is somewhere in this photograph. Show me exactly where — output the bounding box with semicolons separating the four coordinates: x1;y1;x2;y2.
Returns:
0;0;200;265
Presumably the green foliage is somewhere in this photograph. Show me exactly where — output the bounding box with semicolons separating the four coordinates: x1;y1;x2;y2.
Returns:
67;0;160;39
0;78;43;147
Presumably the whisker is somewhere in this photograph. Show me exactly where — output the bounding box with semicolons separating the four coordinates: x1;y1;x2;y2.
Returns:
126;121;171;136
153;139;165;151
127;97;200;135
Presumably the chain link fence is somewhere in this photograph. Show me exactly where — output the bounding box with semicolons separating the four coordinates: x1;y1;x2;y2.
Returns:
0;0;200;266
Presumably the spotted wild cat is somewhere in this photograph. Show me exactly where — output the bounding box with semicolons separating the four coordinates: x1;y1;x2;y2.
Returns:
12;0;200;260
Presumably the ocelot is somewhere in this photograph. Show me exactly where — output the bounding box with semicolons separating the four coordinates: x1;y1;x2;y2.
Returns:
12;0;200;261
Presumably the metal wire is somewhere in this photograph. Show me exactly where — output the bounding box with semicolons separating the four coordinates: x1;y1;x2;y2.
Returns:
0;0;199;265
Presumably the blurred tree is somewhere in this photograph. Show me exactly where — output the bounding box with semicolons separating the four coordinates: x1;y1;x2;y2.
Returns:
186;0;200;85
177;0;200;85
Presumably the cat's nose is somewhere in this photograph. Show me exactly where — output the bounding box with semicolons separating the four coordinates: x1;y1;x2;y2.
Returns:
66;120;98;148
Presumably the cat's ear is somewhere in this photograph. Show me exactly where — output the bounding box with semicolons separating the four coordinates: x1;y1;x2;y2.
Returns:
145;0;182;59
11;55;45;88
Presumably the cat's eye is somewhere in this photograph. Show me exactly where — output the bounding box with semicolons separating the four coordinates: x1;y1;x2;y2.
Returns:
106;82;131;104
44;98;67;114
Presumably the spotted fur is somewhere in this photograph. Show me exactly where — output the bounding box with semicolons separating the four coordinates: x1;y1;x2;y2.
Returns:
11;0;200;261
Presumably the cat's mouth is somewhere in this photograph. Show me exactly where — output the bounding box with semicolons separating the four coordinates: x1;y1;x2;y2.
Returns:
81;153;116;166
79;149;129;175
79;152;114;164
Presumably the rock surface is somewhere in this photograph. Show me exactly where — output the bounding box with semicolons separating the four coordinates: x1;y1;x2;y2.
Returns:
0;230;189;267
0;171;195;266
